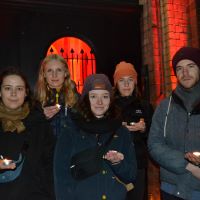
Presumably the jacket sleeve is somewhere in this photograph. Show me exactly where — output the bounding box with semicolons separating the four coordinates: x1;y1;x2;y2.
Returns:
110;127;137;184
148;100;188;175
39;121;56;200
54;127;75;200
140;101;154;140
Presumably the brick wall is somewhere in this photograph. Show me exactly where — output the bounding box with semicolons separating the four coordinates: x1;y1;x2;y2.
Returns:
140;0;198;105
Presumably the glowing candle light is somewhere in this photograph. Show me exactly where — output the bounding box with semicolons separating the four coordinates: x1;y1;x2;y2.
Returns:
56;104;61;109
193;152;200;157
140;118;144;123
3;159;12;166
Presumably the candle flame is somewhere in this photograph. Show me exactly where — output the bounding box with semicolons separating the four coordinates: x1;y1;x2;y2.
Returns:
56;104;61;109
3;159;12;166
193;152;200;156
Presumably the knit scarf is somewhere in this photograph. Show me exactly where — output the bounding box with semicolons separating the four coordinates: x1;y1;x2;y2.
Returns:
174;81;200;112
72;112;121;135
0;102;30;133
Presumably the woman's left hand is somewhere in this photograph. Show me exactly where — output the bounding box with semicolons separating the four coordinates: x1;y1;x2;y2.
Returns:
104;150;124;165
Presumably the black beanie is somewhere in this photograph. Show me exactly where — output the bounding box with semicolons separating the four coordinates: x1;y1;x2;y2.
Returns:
81;74;112;100
172;46;200;75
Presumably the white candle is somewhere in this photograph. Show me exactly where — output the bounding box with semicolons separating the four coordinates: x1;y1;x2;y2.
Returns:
3;159;12;166
56;104;61;109
193;152;200;157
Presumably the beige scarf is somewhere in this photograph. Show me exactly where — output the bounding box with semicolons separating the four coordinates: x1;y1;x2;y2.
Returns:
0;102;30;133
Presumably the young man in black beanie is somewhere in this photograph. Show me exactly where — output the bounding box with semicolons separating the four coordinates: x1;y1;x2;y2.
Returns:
148;46;200;200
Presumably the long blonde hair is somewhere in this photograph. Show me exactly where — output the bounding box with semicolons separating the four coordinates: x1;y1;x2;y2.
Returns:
35;54;78;107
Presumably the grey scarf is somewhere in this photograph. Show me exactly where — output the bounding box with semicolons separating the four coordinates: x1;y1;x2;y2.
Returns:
174;81;200;112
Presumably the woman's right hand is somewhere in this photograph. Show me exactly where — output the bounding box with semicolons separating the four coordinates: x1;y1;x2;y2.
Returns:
43;105;60;119
123;121;146;132
0;160;16;170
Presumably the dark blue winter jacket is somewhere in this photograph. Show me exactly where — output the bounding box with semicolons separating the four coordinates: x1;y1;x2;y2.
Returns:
54;124;137;200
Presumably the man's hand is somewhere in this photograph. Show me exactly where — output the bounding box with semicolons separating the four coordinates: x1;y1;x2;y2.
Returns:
185;152;200;166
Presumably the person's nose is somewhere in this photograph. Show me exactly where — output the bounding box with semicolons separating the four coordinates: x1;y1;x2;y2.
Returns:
10;88;16;96
52;70;58;78
183;68;189;76
97;97;103;105
124;80;129;87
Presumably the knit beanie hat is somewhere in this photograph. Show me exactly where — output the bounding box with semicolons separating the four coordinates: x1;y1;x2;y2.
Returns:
81;74;112;100
172;46;200;75
113;61;137;85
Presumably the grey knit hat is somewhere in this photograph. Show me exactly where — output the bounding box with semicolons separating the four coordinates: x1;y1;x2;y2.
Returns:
172;46;200;75
81;74;112;100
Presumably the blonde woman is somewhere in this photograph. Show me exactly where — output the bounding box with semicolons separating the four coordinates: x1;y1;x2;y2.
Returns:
35;54;79;137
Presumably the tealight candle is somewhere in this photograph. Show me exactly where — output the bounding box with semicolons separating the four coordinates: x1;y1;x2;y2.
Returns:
193;152;200;157
3;159;12;166
56;104;61;109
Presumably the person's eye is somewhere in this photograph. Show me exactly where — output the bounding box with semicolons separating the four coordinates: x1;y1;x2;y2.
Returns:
4;86;11;91
189;64;196;68
128;78;134;82
17;87;25;91
103;95;109;99
89;95;96;99
176;66;182;72
46;69;52;73
56;68;63;73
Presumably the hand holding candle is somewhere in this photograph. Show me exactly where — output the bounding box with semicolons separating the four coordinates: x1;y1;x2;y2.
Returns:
56;104;61;109
124;118;146;132
0;156;16;170
185;151;200;166
43;105;60;119
103;150;124;165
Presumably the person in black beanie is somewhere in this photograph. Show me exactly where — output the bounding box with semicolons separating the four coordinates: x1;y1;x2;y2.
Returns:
54;74;137;200
148;46;200;200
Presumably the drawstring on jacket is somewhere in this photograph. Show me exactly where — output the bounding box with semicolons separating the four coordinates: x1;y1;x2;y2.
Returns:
164;95;172;137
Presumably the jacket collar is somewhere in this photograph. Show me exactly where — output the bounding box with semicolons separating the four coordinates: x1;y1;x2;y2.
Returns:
172;91;200;114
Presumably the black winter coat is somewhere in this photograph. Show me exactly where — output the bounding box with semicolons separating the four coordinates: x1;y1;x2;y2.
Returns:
115;96;153;168
0;108;56;200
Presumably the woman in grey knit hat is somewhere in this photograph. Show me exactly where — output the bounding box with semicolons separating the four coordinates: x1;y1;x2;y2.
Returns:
54;73;137;200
